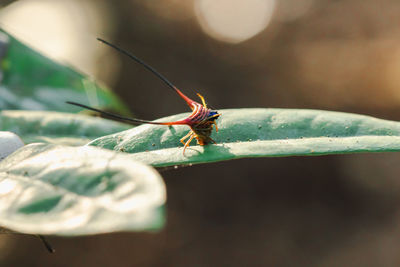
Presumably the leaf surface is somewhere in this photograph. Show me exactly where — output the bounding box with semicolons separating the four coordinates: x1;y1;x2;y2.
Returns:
0;28;129;114
0;110;131;145
0;131;24;161
89;108;400;166
0;144;165;235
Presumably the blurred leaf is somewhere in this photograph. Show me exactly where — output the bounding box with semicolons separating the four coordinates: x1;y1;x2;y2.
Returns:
89;108;400;167
0;110;132;146
0;131;24;161
0;143;166;235
0;28;129;114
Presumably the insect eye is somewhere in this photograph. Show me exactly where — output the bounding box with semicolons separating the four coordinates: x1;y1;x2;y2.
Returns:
209;110;219;116
207;110;220;121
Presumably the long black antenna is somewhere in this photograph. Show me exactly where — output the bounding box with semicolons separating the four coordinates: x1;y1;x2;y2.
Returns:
66;101;165;125
97;38;177;91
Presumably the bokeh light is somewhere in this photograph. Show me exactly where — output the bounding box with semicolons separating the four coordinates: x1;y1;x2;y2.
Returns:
195;0;276;44
0;0;115;78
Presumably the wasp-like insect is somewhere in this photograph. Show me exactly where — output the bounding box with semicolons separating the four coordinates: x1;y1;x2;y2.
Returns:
67;38;220;154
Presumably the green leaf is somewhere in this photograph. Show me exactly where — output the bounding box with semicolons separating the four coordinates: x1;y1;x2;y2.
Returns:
0;28;129;114
0;143;166;235
0;110;132;145
89;108;400;166
0;131;24;160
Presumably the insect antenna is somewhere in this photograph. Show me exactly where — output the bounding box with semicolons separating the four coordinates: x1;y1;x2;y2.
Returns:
66;101;154;125
97;38;178;92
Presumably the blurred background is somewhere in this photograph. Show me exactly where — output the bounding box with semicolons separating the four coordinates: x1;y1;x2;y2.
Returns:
1;0;400;266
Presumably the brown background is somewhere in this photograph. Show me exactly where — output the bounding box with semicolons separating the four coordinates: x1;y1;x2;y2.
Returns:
2;0;400;266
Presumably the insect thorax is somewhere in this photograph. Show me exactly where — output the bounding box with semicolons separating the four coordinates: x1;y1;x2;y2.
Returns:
191;121;215;145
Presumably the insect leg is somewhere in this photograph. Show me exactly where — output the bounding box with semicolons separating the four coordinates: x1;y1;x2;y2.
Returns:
213;121;218;132
180;131;193;145
183;134;195;154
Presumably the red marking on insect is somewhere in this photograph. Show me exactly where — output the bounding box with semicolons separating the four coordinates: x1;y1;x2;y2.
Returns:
67;38;220;154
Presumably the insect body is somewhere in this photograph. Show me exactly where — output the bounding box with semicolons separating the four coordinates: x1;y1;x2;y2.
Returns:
67;39;220;154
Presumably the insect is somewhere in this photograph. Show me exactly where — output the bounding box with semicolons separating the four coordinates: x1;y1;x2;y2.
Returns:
67;38;220;154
